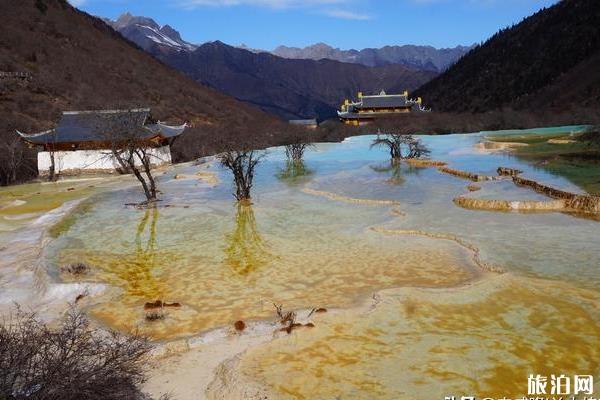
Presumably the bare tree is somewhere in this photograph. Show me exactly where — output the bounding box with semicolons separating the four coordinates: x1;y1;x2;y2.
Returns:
47;150;56;182
0;136;29;186
284;142;313;163
278;139;314;182
0;306;155;400
100;111;162;204
219;150;264;202
113;142;158;202
406;137;431;159
370;133;430;161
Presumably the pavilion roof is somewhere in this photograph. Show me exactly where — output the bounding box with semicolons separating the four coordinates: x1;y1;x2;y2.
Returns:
358;94;410;109
17;109;186;146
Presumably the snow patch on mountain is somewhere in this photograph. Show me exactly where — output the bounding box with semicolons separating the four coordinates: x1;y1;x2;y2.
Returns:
105;13;197;52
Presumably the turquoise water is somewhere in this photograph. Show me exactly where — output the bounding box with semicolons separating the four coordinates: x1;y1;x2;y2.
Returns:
2;126;599;398
34;128;599;340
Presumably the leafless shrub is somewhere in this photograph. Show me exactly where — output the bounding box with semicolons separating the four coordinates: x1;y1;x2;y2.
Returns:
60;262;90;276
0;306;153;400
273;303;299;334
145;310;165;322
219;150;264;202
273;303;296;326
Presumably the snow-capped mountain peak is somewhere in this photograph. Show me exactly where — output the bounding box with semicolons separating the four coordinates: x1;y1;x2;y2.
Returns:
106;13;197;52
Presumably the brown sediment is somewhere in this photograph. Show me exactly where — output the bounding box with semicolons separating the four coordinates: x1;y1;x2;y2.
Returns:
144;300;182;310
370;227;504;274
404;159;447;167
467;184;481;192
496;167;522;177
234;320;246;332
437;167;498;182
512;176;600;214
302;188;401;206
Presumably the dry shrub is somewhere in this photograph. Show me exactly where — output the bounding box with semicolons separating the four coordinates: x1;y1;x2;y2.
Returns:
273;303;296;326
60;262;90;276
0;306;155;400
219;150;264;201
273;304;315;334
145;310;165;322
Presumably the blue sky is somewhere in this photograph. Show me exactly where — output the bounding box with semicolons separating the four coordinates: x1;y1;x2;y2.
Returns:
71;0;558;50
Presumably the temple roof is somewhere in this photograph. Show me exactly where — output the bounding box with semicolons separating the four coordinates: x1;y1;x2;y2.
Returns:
357;94;409;109
17;109;186;146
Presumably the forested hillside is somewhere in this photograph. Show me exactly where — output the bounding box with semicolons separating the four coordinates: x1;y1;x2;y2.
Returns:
415;0;600;113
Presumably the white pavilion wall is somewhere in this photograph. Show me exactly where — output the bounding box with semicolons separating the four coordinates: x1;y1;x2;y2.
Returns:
37;145;172;176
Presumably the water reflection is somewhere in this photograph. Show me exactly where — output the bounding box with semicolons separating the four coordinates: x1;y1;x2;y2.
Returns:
223;203;273;275
277;160;314;183
116;208;165;299
370;161;422;185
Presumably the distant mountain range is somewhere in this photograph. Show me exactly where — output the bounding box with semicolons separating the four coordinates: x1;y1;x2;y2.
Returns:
1;0;274;179
415;0;600;113
106;14;441;120
272;43;473;72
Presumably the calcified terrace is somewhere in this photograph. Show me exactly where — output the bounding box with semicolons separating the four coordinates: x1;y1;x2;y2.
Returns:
0;126;599;399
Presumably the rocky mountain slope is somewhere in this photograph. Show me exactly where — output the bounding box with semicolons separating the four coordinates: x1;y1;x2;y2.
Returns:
104;12;197;53
0;0;276;182
272;43;473;72
162;41;437;120
107;14;437;120
415;0;600;113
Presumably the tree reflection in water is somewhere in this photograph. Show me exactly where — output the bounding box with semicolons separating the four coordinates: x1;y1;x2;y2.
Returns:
223;203;273;275
116;207;165;299
370;160;422;185
277;159;313;183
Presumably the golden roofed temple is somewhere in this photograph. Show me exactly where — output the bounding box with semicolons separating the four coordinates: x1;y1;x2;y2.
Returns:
338;90;429;126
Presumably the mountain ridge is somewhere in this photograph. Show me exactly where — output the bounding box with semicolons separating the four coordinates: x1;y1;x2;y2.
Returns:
414;0;600;113
104;12;471;73
272;42;474;72
108;14;438;120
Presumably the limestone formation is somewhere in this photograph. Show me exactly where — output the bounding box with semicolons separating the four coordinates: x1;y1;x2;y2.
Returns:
512;176;600;214
438;167;498;182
